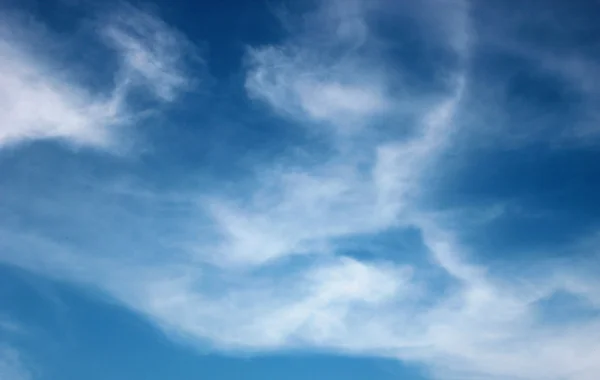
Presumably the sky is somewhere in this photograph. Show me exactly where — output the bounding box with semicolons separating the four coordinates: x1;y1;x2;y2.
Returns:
1;0;600;379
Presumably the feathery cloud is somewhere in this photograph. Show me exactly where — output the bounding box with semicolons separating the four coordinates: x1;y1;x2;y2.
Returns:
0;5;193;149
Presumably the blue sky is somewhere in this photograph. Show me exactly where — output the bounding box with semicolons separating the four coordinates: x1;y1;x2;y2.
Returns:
1;0;600;379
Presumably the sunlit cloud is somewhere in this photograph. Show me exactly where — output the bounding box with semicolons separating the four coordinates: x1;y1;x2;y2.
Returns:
0;5;193;149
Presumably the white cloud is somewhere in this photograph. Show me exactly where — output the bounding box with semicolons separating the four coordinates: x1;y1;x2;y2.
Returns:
245;47;390;135
116;257;414;350
3;217;600;380
220;0;470;266
296;81;389;122
101;5;195;102
244;0;389;135
0;37;123;148
0;5;193;149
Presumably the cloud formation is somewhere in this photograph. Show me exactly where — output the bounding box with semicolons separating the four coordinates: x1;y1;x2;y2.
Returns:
0;5;192;149
245;0;390;135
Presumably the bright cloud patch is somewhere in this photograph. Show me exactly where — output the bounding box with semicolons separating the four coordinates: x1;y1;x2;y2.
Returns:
0;5;192;149
245;46;389;133
0;37;121;148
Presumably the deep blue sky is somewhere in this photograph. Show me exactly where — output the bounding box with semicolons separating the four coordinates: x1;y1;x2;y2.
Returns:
1;0;600;380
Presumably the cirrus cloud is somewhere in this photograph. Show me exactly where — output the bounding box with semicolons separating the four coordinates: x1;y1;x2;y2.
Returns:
0;4;194;150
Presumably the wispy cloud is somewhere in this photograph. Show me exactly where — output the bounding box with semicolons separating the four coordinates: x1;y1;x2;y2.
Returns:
245;0;389;135
457;0;600;146
218;0;468;267
0;317;24;336
0;32;123;149
0;346;31;380
101;4;196;102
0;4;194;149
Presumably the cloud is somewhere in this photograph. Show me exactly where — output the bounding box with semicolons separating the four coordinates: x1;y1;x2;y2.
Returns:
0;346;31;380
0;5;193;149
245;0;389;135
0;317;24;336
0;35;123;149
221;0;469;266
1;0;600;380
456;0;600;146
206;76;464;267
101;4;196;102
245;45;390;133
